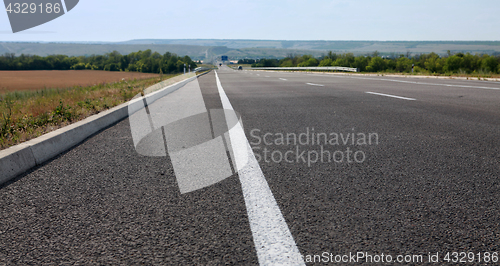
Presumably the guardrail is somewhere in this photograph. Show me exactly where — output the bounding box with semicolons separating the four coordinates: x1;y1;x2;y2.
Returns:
250;66;359;72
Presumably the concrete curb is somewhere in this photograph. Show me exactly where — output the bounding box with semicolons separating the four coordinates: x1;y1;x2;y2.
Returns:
0;71;209;185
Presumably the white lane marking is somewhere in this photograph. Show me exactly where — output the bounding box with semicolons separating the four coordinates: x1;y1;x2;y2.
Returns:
306;83;324;87
366;91;416;101
265;76;270;78
371;78;500;90
257;74;260;76
215;71;305;266
476;80;500;84
309;74;500;90
279;78;288;81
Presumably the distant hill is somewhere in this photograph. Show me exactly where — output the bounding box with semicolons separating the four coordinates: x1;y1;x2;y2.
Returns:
120;39;500;55
0;42;325;61
0;42;216;60
1;40;499;62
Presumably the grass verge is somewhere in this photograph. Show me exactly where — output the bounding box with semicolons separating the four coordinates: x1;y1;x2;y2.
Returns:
0;73;182;150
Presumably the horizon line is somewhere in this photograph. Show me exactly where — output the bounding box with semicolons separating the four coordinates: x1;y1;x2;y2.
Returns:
1;39;500;43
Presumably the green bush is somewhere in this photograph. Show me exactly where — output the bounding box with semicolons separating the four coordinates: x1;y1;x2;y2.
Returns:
70;63;86;70
318;58;333;67
298;58;319;67
366;57;386;72
263;51;500;75
482;56;499;73
0;50;197;74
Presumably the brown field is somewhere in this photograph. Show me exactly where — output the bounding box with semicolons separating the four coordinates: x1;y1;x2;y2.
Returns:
0;70;160;93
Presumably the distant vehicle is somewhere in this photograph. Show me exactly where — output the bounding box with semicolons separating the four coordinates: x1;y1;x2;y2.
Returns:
219;63;222;67
238;66;243;70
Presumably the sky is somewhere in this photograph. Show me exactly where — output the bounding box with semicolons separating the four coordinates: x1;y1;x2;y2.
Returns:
1;0;499;42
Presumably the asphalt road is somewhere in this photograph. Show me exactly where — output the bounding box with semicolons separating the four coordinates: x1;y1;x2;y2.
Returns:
0;66;499;265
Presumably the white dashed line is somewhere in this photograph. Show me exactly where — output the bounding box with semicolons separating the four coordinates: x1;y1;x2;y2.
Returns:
215;71;305;266
366;92;416;101
279;78;288;81
371;78;500;90
308;74;500;90
306;83;324;87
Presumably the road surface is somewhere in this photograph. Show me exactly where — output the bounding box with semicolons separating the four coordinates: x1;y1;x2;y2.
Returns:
1;66;499;265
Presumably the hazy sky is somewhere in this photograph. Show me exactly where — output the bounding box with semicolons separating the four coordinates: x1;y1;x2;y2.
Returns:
1;0;499;42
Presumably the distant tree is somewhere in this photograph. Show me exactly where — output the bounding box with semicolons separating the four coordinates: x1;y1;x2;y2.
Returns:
332;53;355;67
238;59;256;64
481;55;499;73
71;63;86;70
280;58;295;67
104;63;119;71
318;58;333;67
352;56;370;72
252;58;279;67
326;51;338;61
444;55;463;73
423;53;444;73
395;57;412;72
366;57;386;72
298;57;319;67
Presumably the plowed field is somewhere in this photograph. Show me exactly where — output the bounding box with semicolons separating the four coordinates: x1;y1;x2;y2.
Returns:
0;70;159;93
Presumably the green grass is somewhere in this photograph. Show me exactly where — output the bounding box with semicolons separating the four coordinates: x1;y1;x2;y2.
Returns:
0;74;182;150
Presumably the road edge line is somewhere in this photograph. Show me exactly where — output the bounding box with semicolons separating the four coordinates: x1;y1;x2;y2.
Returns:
365;91;416;101
215;70;305;265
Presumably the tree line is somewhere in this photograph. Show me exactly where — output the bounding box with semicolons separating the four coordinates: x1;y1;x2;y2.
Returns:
0;50;197;74
251;51;500;74
237;59;257;64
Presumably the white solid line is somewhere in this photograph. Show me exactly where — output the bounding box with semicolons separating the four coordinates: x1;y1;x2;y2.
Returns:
366;91;416;101
215;71;305;266
315;74;500;90
374;78;500;90
279;78;288;81
306;83;324;87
